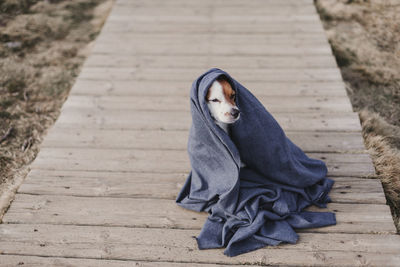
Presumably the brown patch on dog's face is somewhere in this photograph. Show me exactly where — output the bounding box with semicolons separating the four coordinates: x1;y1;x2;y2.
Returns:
217;78;236;105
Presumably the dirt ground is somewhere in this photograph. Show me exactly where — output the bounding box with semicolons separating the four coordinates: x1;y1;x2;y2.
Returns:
0;0;113;203
315;0;400;231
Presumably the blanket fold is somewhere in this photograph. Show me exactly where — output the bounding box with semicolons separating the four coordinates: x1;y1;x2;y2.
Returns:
176;68;336;256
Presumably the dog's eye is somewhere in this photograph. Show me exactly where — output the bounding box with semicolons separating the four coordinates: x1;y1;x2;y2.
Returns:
211;99;221;103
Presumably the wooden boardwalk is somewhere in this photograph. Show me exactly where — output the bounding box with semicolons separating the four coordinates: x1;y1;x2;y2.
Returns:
1;0;400;266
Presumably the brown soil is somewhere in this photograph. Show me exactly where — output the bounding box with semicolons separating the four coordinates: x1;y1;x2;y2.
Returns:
315;0;400;231
0;0;113;200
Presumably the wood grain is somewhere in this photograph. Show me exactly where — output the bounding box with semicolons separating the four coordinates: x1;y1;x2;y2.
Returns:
1;224;400;266
41;128;366;153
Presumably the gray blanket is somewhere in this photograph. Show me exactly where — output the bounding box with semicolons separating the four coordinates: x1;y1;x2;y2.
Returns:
176;68;336;256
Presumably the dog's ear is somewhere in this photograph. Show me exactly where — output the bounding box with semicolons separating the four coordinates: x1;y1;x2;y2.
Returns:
216;75;228;83
217;75;235;93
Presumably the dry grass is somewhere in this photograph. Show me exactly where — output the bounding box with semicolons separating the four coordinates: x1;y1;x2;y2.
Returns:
315;0;400;231
315;0;400;125
360;110;400;231
0;0;113;198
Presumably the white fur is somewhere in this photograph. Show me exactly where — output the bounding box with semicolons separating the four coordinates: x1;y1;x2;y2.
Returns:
206;80;239;133
207;80;245;168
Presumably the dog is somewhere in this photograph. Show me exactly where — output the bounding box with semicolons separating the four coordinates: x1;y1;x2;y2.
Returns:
206;77;240;134
206;77;245;167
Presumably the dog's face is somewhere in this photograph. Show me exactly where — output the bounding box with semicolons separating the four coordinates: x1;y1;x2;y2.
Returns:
206;78;240;124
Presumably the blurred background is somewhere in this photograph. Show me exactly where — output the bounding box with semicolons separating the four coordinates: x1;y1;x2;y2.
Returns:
0;0;113;202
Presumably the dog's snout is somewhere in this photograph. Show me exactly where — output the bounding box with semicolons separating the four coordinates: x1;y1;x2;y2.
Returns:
231;108;240;119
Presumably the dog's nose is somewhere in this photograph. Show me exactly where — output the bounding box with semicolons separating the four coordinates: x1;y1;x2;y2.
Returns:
231;108;240;118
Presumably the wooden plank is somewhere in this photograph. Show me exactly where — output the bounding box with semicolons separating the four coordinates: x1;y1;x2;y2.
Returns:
105;19;324;28
70;79;348;97
117;0;315;5
29;147;375;177
102;21;324;33
19;170;188;198
41;128;366;153
95;34;332;46
61;95;353;114
102;25;324;35
2;195;394;234
32;148;374;165
0;255;242;267
84;54;337;69
0;224;399;266
92;43;331;56
116;0;315;7
107;13;322;22
77;67;342;82
97;32;329;45
113;2;316;9
77;67;339;84
95;32;330;45
105;17;324;25
54;110;362;132
107;14;323;24
109;5;320;17
18;170;384;204
1;250;398;267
